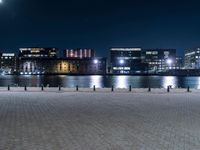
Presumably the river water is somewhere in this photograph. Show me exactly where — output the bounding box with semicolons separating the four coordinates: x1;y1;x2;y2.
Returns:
1;75;200;88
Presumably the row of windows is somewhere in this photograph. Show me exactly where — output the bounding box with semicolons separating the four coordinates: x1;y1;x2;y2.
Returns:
1;57;15;59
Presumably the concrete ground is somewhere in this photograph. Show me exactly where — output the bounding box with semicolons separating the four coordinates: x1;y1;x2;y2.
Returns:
0;89;200;150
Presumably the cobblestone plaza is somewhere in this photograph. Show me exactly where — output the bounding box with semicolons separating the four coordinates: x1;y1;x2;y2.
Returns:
0;89;200;150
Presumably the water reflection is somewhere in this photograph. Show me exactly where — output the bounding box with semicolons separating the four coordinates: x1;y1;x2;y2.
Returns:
0;75;200;88
62;76;91;88
196;77;200;89
162;76;177;88
114;76;128;88
90;76;103;88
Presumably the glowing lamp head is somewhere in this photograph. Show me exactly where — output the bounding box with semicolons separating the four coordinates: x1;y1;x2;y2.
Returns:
119;59;125;64
94;59;98;64
167;59;173;65
0;0;2;3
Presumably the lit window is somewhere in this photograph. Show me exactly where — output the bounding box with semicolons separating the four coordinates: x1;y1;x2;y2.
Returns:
152;51;158;55
146;52;151;55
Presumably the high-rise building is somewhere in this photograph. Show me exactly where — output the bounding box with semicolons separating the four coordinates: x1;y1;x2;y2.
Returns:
110;48;143;74
142;49;176;73
64;49;95;58
184;48;200;69
19;47;58;58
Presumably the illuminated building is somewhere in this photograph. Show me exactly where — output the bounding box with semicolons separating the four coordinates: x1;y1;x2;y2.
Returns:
18;57;106;75
175;56;183;69
19;47;58;58
142;49;177;73
184;48;200;69
110;48;144;74
0;53;17;74
64;49;95;58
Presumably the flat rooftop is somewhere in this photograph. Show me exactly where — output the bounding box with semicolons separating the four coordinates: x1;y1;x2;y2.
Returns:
0;89;200;149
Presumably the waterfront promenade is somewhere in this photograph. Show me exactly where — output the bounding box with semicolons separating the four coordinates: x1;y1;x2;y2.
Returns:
0;88;200;150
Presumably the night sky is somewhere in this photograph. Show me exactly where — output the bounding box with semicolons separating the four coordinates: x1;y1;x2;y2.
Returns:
0;0;200;57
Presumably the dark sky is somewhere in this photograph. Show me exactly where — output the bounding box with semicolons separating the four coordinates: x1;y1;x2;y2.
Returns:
0;0;200;56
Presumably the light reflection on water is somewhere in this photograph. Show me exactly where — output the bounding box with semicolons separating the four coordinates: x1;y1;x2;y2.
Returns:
197;78;200;89
89;76;103;88
162;76;177;88
115;76;128;88
1;75;200;88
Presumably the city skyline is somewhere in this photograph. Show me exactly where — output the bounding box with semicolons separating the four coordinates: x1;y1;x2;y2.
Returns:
0;46;199;57
0;47;184;75
1;0;200;56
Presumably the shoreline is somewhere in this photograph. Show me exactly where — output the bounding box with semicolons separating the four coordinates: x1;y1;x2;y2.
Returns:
0;87;198;93
3;73;200;77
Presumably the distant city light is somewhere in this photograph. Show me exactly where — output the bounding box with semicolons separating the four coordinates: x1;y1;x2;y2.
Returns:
119;59;125;64
167;59;173;65
94;59;98;64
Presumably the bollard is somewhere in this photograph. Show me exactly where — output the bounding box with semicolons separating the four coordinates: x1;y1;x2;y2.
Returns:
167;86;170;92
129;85;132;92
111;85;114;92
187;86;190;92
59;85;61;91
148;87;151;92
8;85;10;91
76;85;79;91
93;85;96;92
41;85;44;91
24;85;27;91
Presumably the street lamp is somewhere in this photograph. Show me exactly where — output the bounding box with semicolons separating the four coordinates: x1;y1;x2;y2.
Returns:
167;59;172;65
93;59;98;74
94;59;98;64
119;59;125;74
166;59;173;70
119;59;124;65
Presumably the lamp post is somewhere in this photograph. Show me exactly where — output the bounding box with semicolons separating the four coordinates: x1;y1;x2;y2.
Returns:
119;59;124;65
94;59;98;64
166;59;173;70
119;59;125;74
93;59;98;74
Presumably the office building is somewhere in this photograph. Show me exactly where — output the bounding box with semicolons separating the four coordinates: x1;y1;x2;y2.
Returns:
175;56;183;69
142;49;176;73
184;48;200;69
110;48;144;74
19;47;58;58
0;53;17;74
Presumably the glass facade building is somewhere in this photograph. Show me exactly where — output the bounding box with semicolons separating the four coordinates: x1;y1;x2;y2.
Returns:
142;49;177;73
110;48;143;74
0;53;17;74
184;48;200;69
